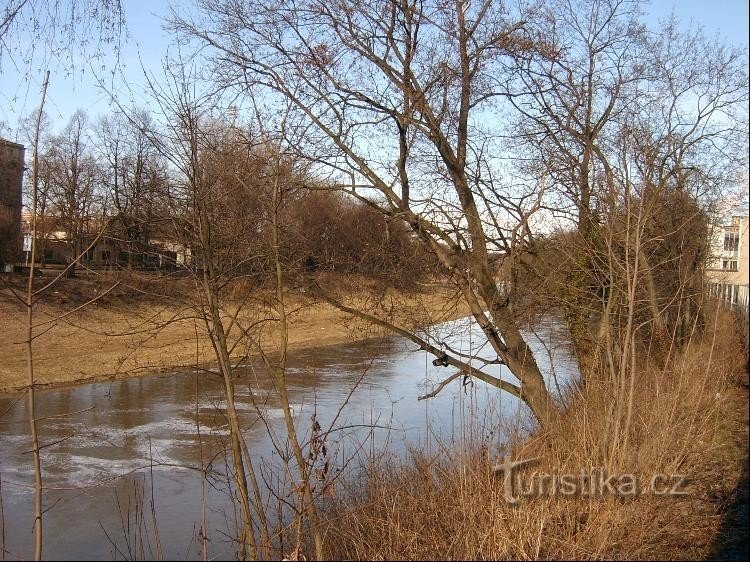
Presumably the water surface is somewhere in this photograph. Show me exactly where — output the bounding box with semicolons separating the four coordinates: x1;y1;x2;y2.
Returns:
0;316;576;560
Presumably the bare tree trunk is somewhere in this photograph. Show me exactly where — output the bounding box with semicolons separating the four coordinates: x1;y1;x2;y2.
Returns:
270;157;324;560
196;198;257;559
26;70;50;562
203;275;258;560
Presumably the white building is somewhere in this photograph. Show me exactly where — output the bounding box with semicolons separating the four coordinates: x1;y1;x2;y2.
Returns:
707;215;749;287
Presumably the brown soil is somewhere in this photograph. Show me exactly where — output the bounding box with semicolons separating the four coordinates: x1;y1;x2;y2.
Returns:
0;272;468;393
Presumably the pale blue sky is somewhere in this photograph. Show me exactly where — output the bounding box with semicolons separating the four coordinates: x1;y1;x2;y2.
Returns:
0;0;748;141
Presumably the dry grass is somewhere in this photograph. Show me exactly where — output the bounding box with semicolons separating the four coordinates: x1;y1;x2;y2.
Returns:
321;308;748;560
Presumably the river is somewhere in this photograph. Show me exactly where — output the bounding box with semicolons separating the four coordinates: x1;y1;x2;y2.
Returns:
0;316;577;560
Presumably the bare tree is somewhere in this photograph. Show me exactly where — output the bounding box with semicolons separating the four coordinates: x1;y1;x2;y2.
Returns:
501;0;647;379
127;60;292;559
95;111;168;268
4;78;122;562
0;0;124;69
45;110;101;275
505;0;748;376
175;0;559;426
23;71;49;562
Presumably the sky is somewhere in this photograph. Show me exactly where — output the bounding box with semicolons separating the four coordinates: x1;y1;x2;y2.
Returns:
0;0;748;142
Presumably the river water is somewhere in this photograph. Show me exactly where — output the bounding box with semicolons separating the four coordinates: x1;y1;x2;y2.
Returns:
0;316;577;560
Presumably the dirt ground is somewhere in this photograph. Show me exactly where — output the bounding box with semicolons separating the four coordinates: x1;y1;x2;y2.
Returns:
0;272;468;393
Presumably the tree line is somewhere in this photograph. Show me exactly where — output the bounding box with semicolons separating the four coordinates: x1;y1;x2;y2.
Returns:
21;109;431;284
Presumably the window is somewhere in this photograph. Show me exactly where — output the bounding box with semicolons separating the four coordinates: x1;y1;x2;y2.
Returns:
101;250;111;262
730;260;738;271
724;232;739;252
723;259;739;271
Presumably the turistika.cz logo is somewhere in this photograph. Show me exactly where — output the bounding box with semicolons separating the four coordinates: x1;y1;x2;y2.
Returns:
492;457;689;504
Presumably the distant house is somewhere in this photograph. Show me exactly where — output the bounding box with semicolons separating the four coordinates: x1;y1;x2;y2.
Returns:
707;215;749;287
20;210;180;271
0;138;24;267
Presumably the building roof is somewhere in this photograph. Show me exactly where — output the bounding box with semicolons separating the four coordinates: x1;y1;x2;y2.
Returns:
0;137;25;150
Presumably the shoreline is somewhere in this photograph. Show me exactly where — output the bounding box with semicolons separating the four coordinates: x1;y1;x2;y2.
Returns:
1;281;469;394
0;330;405;396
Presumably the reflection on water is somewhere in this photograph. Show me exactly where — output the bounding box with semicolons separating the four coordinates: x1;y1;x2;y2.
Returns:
0;316;577;560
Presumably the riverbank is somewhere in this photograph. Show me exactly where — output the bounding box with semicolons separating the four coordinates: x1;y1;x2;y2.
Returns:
1;273;469;393
322;307;750;560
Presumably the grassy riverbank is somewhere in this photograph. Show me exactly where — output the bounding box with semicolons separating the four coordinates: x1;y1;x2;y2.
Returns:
0;272;468;393
321;307;749;560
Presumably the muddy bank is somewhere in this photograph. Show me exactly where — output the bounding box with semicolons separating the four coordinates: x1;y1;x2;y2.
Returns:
1;274;468;393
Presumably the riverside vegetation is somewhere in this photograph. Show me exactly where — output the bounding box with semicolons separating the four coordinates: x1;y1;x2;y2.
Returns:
1;0;748;559
321;306;749;560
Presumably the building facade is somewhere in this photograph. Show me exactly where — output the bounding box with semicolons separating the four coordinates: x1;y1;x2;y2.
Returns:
707;215;749;287
0;138;25;266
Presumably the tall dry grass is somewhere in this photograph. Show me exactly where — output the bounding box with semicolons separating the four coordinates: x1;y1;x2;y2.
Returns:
320;308;748;560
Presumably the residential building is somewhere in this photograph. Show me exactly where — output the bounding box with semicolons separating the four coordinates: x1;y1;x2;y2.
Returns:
0;138;24;267
20;210;181;270
707;215;749;287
